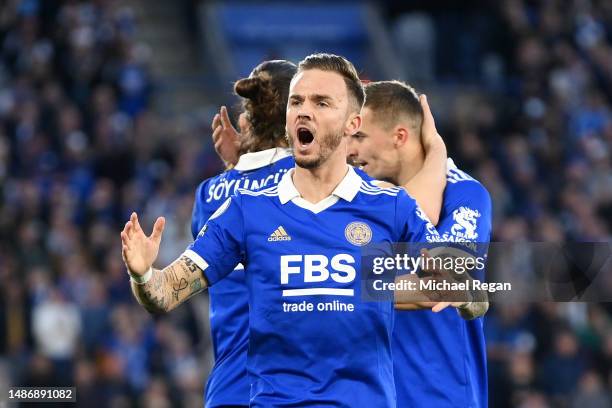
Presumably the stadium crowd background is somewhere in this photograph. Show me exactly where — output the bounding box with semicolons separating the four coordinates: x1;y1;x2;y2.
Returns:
0;1;610;407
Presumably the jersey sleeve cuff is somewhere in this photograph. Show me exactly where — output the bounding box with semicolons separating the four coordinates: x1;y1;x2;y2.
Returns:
182;249;217;284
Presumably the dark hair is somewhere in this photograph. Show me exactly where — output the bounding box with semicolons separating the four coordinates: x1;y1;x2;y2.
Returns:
297;53;365;112
363;80;423;131
234;60;297;155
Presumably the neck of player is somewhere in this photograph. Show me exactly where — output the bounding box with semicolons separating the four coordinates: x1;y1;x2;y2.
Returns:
394;141;425;187
293;148;349;204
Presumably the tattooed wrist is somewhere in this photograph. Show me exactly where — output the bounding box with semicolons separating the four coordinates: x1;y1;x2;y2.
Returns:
130;255;207;314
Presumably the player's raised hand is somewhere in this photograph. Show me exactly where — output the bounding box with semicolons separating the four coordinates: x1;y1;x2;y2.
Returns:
212;106;240;167
120;212;165;276
419;95;442;150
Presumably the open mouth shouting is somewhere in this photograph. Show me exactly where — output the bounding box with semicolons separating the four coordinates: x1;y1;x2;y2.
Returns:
296;125;315;149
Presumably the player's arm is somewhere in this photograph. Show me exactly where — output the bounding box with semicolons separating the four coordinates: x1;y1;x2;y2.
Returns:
121;213;208;314
391;191;447;311
130;256;207;314
393;248;489;318
400;183;493;318
390;191;487;317
410;250;489;319
395;299;488;318
419;285;490;319
392;181;491;318
400;95;446;226
393;273;442;310
122;196;245;314
393;258;481;314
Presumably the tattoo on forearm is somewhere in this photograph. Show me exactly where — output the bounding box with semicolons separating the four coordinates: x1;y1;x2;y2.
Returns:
138;289;167;312
184;256;198;273
130;255;206;313
172;278;189;292
190;278;202;294
152;270;163;290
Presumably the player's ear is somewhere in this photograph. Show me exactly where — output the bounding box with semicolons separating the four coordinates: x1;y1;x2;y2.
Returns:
393;126;409;147
345;112;361;137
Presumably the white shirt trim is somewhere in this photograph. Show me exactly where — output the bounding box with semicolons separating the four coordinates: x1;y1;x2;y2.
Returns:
183;249;209;272
277;165;362;213
233;147;292;171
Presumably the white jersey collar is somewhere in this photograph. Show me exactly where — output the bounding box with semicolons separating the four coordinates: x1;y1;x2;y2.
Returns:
233;147;292;171
278;165;362;212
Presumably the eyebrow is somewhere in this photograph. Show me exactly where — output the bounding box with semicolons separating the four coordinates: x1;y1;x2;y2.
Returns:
311;94;334;102
289;94;335;103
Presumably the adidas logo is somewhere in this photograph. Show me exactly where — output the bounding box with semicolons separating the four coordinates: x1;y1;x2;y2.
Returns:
268;226;292;242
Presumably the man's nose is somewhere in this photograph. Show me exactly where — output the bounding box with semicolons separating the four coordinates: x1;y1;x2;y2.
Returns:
297;103;313;121
297;111;312;121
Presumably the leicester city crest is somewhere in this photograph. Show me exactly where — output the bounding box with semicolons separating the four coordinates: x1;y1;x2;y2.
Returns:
345;221;372;246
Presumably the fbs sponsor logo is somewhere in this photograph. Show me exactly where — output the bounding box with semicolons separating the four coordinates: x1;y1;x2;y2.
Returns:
280;254;356;297
268;226;291;242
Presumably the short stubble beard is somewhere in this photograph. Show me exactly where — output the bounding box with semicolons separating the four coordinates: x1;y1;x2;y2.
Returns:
291;128;345;169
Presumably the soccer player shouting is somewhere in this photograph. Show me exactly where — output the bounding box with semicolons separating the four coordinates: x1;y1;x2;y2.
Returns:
121;54;441;406
202;63;446;406
348;80;492;407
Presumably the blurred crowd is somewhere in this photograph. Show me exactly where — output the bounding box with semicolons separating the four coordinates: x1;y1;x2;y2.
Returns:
431;1;612;407
0;0;220;406
0;0;610;407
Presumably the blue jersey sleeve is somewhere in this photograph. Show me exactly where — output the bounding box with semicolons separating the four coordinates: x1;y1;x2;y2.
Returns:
184;194;246;286
443;182;492;243
439;181;492;281
395;189;440;243
191;180;208;240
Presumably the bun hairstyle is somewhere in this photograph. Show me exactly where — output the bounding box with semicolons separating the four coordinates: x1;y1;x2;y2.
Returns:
234;76;264;100
234;60;297;155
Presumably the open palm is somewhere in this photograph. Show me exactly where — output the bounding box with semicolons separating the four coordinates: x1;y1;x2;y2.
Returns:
120;212;165;276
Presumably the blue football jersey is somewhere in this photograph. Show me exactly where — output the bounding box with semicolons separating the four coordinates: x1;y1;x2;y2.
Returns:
185;166;440;407
393;159;492;408
191;148;294;407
